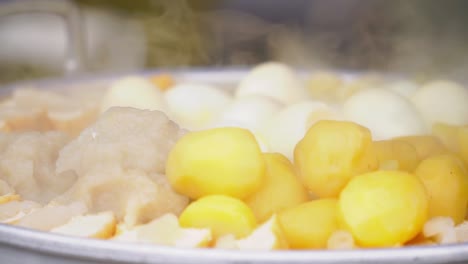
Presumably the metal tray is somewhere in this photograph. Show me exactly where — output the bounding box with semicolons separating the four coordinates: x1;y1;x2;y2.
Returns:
0;68;467;264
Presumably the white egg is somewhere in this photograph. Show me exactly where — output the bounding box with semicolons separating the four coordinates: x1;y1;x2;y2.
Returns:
411;80;468;126
164;83;233;130
235;62;309;105
219;95;283;131
210;119;270;152
337;74;382;102
385;80;420;98
262;101;341;160
100;76;165;113
343;89;427;140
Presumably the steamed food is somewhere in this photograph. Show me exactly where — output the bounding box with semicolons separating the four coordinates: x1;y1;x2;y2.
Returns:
100;76;166;113
0;66;466;252
411;80;468;127
294;120;378;198
166;127;265;199
236;62;309;104
338;171;429;247
343;89;427;140
279;199;340;249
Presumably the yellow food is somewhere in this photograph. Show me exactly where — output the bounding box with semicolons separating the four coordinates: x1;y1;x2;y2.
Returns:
294;120;378;198
414;155;468;224
0;194;20;205
246;153;309;222
395;135;448;160
339;171;428;247
167;127;265;199
149;74;175;91
432;123;460;153
179;195;257;239
459;126;468;165
406;234;437;246
307;71;343;101
279;199;339;249
262;101;339;160
2;66;468;252
373;140;420;171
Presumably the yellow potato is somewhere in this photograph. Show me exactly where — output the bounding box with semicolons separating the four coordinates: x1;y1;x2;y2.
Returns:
167;127;265;199
459;126;468;165
395;135;448;160
432;123;460;153
179;195;257;239
306;71;343;101
246;153;309;222
373;140;420;172
279;199;339;249
339;171;428;247
294;120;379;198
414;155;468;224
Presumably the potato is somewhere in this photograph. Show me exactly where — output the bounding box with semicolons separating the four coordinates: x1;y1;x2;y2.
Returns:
246;153;308;222
279;199;339;249
414;155;468;224
294;120;378;198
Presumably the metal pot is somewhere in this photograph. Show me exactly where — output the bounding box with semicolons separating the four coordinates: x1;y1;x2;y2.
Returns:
0;68;467;264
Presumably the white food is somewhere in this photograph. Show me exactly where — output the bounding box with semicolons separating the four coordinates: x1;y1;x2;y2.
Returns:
114;213;211;248
0;200;41;224
385;80;420;98
262;101;341;160
16;201;88;231
164;83;233;130
218;95;283;131
55;108;189;226
236;215;284;250
423;217;457;244
411;80;468;126
236;62;309;104
0;132;72;203
100;76;166;113
343;89;427;140
51;211;116;239
0;179;14;196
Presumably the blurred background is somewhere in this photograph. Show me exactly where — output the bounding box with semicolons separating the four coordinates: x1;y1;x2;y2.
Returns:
0;0;468;84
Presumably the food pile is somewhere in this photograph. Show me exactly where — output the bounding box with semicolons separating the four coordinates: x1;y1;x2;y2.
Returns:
0;62;467;250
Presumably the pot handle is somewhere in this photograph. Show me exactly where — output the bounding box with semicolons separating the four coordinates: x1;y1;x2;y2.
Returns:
0;0;85;75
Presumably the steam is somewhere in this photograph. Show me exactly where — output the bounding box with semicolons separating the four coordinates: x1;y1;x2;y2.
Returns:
262;1;468;82
2;0;468;83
